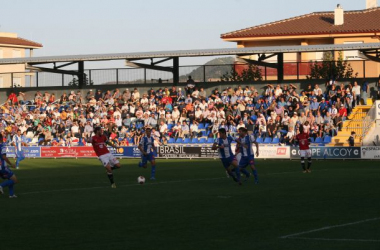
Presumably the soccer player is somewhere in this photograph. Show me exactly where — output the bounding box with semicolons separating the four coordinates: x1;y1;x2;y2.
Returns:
90;127;121;188
0;132;18;198
296;126;312;173
12;129;27;169
236;127;259;184
211;128;240;184
138;127;158;180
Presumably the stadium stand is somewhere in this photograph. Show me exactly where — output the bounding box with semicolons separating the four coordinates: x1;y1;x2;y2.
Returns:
0;82;375;147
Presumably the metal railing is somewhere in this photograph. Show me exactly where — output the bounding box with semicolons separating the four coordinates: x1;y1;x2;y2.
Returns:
362;103;377;142
0;59;378;88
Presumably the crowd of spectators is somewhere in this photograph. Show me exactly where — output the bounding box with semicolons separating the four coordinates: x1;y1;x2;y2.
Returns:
0;78;373;147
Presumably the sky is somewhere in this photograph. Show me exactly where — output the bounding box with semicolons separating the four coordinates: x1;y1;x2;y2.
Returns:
0;0;374;68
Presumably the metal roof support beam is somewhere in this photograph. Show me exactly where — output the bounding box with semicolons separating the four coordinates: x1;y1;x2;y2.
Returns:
78;61;85;89
151;57;172;66
236;57;278;68
360;50;380;63
26;65;82;76
55;61;78;69
126;61;173;72
277;53;284;83
173;57;179;86
258;53;277;61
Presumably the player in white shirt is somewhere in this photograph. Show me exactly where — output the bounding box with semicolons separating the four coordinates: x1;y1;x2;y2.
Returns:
12;130;27;169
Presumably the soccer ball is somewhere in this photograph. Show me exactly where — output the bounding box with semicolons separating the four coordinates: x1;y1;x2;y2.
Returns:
137;176;145;184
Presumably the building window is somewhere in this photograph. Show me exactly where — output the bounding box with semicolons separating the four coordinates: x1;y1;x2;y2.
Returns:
343;41;363;60
13;49;22;58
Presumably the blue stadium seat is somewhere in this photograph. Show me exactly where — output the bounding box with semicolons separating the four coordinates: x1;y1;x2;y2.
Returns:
168;138;175;143
167;124;174;130
201;131;207;137
250;115;257;121
310;137;315;143
205;123;210;129
315;137;323;143
176;138;184;143
256;137;264;143
263;137;272;144
191;138;199;143
199;138;207;143
198;123;205;130
207;138;214;143
184;138;191;143
323;136;332;143
272;137;280;144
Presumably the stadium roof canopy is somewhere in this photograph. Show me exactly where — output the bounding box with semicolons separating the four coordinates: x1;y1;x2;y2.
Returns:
0;42;379;87
0;42;380;65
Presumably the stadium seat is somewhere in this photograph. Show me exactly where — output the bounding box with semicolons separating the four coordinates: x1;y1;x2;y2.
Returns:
176;138;184;143
250;115;257;121
204;123;210;129
184;138;191;143
168;138;175;144
167;124;174;130
310;137;315;143
323;136;332;143
263;137;272;144
256;137;264;143
199;138;207;143
207;138;214;143
191;138;199;143
201;131;207;137
198;123;205;130
315;137;323;143
272;137;280;144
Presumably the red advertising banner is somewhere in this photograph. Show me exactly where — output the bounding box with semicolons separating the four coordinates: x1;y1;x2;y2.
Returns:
41;147;97;158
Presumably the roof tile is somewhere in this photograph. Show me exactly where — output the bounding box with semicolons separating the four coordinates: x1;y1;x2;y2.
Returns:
221;8;380;39
0;37;43;48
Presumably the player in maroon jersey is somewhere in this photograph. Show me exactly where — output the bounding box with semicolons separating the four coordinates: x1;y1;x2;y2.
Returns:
296;125;312;173
90;127;121;188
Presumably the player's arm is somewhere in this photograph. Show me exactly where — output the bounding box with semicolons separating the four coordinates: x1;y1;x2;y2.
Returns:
137;139;147;156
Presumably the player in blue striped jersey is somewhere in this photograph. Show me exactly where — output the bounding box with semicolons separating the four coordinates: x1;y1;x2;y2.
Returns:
12;130;27;169
236;127;259;184
0;131;18;198
212;128;240;184
138;127;157;180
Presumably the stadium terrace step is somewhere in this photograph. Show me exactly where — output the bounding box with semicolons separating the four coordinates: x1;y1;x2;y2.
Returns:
328;100;375;146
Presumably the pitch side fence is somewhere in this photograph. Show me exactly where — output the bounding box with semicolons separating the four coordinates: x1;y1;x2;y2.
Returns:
4;145;380;160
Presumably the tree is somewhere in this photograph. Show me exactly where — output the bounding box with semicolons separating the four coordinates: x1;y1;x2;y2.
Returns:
68;75;94;87
307;52;358;80
221;64;262;82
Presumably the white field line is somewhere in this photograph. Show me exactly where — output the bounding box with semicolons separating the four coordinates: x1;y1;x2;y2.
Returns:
18;170;307;196
280;217;380;239
289;237;380;242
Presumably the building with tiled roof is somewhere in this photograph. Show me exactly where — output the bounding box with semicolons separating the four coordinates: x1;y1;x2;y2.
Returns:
221;0;380;79
0;32;43;87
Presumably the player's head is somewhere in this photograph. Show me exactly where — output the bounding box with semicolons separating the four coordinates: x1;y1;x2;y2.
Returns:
145;127;152;136
299;125;304;134
94;127;103;136
17;129;21;135
218;128;227;139
238;127;247;137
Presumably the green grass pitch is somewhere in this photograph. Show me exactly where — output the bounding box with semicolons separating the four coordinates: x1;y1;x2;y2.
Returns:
1;158;379;250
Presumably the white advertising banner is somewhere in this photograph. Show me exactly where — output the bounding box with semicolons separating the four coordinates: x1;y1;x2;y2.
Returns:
361;146;380;159
230;145;290;159
376;101;380;120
